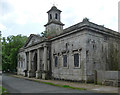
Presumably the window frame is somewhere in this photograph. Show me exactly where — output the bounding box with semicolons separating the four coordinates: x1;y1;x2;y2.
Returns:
73;52;81;68
63;54;68;68
54;55;58;67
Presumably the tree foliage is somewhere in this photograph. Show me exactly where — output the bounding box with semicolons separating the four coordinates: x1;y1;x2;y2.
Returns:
41;30;57;38
2;35;27;72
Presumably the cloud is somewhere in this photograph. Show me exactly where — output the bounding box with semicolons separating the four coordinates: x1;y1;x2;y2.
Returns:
0;23;7;31
0;0;119;37
0;0;14;16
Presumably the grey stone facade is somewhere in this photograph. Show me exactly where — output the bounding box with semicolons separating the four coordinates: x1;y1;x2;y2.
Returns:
18;6;120;83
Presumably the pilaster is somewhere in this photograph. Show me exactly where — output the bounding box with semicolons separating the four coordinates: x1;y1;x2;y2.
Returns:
36;48;42;78
42;45;48;79
28;51;32;77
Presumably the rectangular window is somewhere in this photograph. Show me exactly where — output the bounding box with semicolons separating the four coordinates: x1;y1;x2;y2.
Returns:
63;55;67;67
55;56;58;67
21;62;23;68
21;62;22;68
19;62;20;68
74;53;79;67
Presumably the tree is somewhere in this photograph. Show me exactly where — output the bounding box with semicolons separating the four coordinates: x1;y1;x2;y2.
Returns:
41;31;47;37
2;35;27;72
41;30;57;38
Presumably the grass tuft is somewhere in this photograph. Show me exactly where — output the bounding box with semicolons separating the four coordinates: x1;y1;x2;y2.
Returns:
0;86;9;94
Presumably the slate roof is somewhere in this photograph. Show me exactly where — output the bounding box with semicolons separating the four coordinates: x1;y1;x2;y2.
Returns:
48;18;120;41
47;6;62;13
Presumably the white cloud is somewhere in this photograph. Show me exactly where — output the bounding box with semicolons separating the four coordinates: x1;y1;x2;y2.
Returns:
0;23;7;31
0;0;119;37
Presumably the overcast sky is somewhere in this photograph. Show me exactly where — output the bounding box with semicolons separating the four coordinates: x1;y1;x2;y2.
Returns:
0;0;119;37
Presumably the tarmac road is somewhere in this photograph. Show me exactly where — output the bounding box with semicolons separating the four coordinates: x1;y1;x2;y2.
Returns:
2;74;92;94
2;74;117;95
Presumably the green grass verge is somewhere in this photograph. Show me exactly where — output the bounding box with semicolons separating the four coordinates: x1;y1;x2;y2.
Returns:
34;80;86;90
0;86;9;94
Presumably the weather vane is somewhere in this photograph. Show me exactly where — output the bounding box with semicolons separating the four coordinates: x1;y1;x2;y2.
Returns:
51;0;58;6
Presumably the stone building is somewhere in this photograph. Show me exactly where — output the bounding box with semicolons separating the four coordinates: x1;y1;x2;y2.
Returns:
17;6;120;83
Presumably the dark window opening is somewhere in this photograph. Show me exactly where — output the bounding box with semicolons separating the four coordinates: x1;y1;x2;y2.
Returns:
93;44;95;49
19;62;20;68
18;55;20;60
33;53;37;71
74;53;79;67
55;56;58;67
66;43;68;50
63;55;67;67
21;62;23;68
86;50;89;57
55;13;58;19
50;14;52;19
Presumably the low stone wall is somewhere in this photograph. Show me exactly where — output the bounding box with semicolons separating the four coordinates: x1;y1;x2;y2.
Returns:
97;71;119;87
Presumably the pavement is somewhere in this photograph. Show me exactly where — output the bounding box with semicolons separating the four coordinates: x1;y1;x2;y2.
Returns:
10;74;119;94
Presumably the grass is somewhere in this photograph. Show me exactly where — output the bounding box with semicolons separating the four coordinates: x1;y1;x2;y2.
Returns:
34;80;86;90
0;86;9;94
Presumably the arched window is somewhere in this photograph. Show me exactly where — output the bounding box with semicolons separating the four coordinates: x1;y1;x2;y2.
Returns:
50;14;52;19
55;13;58;19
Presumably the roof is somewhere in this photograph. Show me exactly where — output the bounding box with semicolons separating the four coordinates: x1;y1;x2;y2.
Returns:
49;18;120;40
23;34;45;48
47;6;62;13
44;20;64;26
64;18;118;34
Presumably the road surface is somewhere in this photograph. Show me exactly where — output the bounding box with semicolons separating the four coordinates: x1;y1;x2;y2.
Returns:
2;74;92;93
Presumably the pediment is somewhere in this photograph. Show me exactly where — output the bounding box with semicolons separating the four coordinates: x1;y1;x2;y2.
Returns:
24;34;43;47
